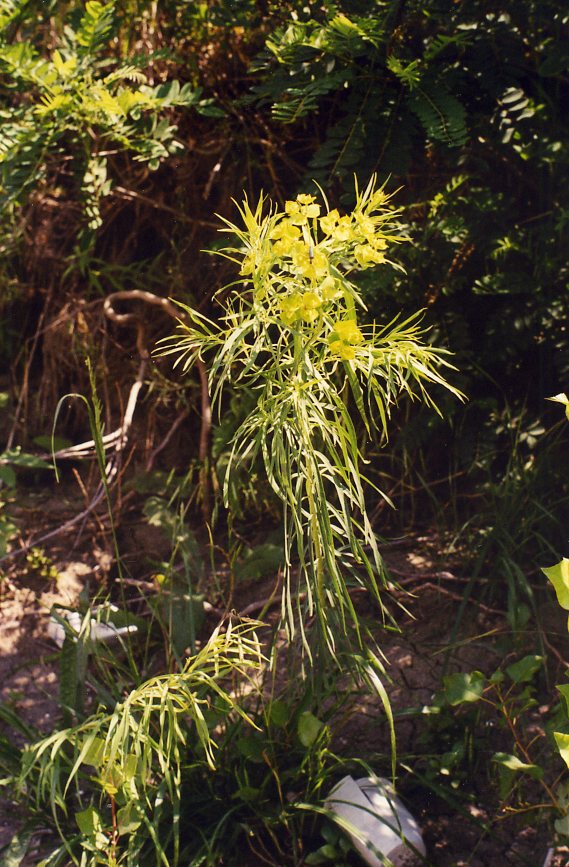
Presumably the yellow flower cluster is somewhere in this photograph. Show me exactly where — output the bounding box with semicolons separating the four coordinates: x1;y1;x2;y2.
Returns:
269;192;395;285
279;275;342;325
329;320;365;361
226;181;405;363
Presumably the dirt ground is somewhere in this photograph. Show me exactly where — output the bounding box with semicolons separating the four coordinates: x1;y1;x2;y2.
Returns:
0;491;568;866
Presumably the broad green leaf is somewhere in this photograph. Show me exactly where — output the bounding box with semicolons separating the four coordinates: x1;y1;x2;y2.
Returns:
232;785;261;802
75;805;102;837
305;844;340;864
506;655;543;684
0;465;16;486
298;711;323;747
555;732;569;770
81;736;105;768
117;802;142;835
233;543;284;582
558;684;569;717
33;434;72;451
269;699;289;728
492;752;543;778
555;812;569;836
236;735;265;762
442;671;485;705
1;447;51;469
542;559;569;610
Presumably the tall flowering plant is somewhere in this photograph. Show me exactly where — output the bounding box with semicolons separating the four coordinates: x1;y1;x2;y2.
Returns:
160;177;462;657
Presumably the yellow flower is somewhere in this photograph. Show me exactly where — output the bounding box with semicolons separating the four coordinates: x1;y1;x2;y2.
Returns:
291;243;329;280
280;293;302;324
329;340;356;361
354;244;387;267
370;236;387;251
355;213;376;239
333;320;364;344
240;254;255;275
285;195;321;225
368;188;389;210
270;219;302;243
320;275;342;301
331;216;353;242
297;193;317;206
280;291;322;324
319;209;340;235
298;291;322;322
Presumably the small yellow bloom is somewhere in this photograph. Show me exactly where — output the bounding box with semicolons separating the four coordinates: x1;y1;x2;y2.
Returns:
354;244;386;267
291;243;328;280
320;275;342;301
297;193;316;205
368;188;388;210
299;291;322;322
355;213;376;239
270;219;302;243
319;209;340;235
333;320;364;344
329;340;356;361
285;196;321;225
331;216;353;242
240;254;255;275
280;293;302;324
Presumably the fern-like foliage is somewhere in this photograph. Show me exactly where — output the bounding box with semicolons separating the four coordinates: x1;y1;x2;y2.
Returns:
75;0;115;54
408;82;468;148
249;8;470;191
0;1;217;235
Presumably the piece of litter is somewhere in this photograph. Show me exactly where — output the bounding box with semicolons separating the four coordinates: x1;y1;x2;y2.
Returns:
48;605;138;648
325;775;426;867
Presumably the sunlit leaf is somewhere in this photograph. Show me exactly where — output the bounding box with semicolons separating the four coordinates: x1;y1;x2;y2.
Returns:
298;711;324;747
492;752;543;778
442;671;485;705
506;655;543;684
543;559;569;610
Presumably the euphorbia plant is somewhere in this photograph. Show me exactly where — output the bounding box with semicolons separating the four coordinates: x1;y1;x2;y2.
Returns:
160;176;462;658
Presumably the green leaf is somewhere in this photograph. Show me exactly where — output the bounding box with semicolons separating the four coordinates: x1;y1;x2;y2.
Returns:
554;812;569;837
33;434;72;451
81;736;106;768
543;559;569;610
506;655;543;684
558;684;569;717
269;699;289;728
442;671;485;705
232;785;261;802
76;2;115;53
0;465;16;486
1;447;51;469
555;732;569;770
75;805;102;837
236;735;266;762
233;543;284;582
493;752;543;779
305;844;340;864
117;802;142;835
298;711;323;747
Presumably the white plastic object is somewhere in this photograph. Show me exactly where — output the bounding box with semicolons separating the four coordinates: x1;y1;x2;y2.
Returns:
325;775;426;867
47;605;138;648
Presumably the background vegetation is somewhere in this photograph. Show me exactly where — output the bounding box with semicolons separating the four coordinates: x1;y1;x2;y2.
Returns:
1;0;569;863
